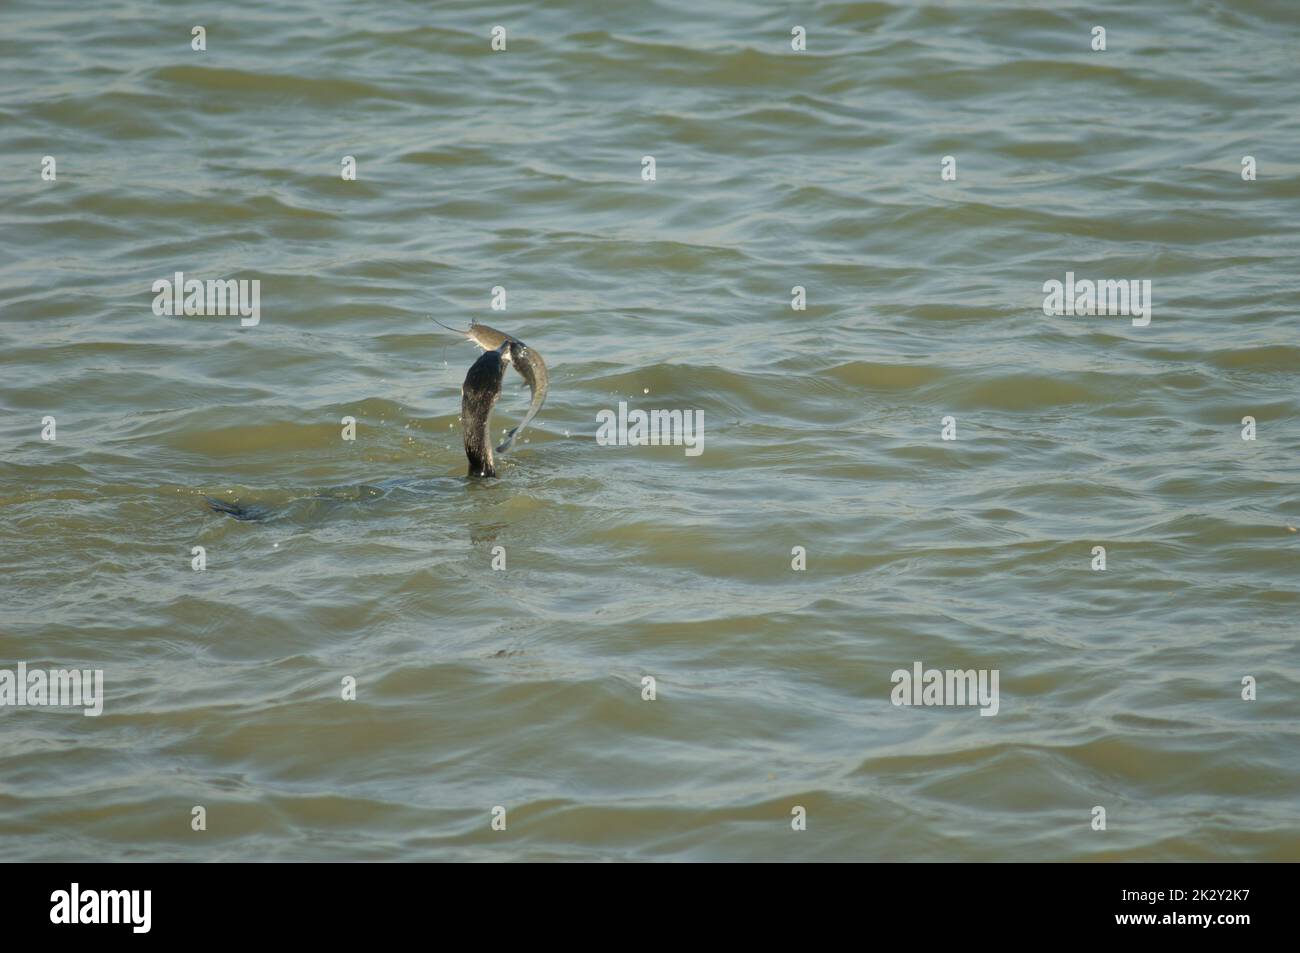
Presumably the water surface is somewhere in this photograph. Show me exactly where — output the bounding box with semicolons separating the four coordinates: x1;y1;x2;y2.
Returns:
1;0;1298;861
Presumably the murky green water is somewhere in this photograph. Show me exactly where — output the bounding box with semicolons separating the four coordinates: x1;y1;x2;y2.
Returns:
2;0;1298;861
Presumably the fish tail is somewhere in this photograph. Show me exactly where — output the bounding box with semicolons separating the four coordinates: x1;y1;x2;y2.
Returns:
495;428;519;454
